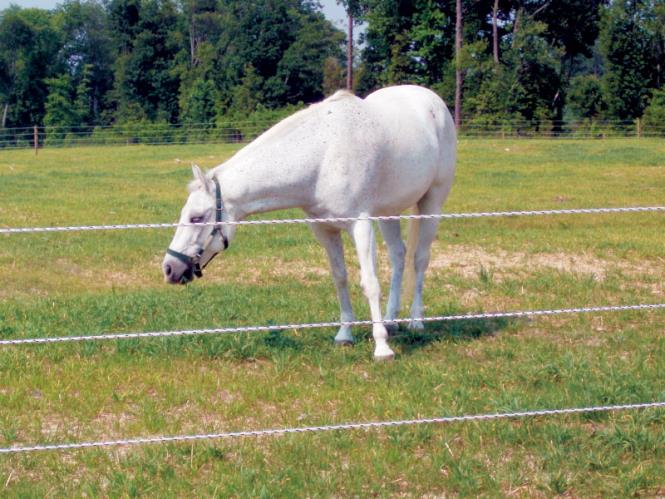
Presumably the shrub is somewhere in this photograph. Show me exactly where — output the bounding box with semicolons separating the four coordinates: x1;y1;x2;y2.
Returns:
641;88;665;137
568;75;604;120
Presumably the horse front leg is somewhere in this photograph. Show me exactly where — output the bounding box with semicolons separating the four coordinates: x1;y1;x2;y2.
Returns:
309;224;355;344
351;219;395;360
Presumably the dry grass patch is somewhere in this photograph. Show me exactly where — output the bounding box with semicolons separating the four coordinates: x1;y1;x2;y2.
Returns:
429;242;663;282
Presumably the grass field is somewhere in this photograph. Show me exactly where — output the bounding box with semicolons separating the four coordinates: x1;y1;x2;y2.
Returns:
1;139;664;496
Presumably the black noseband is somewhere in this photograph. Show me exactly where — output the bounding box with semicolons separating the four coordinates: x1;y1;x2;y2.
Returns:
166;247;203;280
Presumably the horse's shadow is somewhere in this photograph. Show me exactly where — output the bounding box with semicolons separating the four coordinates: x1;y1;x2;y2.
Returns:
261;313;517;356
387;315;516;356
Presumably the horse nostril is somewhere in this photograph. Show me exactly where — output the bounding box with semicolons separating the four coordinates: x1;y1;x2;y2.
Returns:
164;264;172;276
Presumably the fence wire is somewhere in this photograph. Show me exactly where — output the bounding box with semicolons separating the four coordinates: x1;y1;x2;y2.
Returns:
1;175;663;457
1;118;664;151
1;206;664;235
2;303;663;346
1;401;663;454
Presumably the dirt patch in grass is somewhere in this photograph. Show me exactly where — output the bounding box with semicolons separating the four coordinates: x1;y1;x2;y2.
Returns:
22;237;659;299
204;256;329;285
429;243;662;282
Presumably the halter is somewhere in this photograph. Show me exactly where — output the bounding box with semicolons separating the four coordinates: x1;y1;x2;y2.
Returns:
166;176;229;281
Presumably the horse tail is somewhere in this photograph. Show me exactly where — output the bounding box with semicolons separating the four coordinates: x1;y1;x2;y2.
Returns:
401;205;420;308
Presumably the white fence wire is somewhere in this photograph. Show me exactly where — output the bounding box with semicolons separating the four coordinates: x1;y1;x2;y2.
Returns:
1;197;663;455
1;205;664;234
1;401;663;454
1;303;664;346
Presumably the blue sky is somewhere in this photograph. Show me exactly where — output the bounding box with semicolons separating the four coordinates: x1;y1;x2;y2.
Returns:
0;0;349;29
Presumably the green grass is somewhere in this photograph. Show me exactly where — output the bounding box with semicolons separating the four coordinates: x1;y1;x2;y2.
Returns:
1;139;664;496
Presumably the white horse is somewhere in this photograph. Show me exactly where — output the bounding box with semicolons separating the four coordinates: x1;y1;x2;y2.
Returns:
163;85;456;360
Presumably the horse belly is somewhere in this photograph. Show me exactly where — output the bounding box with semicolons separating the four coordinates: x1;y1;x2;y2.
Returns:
372;148;440;215
315;144;439;218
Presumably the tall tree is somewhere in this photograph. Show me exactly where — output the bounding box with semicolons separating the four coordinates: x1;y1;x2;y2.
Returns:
6;0;658;132
44;73;81;129
507;0;608;122
0;7;62;127
492;0;499;63
74;63;95;124
534;0;607;65
273;12;344;103
356;0;420;94
209;1;343;111
645;0;665;88
599;0;655;120
488;0;511;64
337;1;367;90
508;16;561;123
54;0;114;125
409;1;454;86
454;0;462;126
108;0;182;122
347;11;354;89
179;0;221;67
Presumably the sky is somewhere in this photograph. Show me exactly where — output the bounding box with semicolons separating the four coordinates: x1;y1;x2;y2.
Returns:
0;0;350;29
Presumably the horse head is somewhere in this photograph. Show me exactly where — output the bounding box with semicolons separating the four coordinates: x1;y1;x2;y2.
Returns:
162;164;229;284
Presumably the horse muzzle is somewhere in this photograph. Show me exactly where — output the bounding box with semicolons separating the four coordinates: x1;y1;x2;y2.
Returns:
162;251;200;285
163;246;223;284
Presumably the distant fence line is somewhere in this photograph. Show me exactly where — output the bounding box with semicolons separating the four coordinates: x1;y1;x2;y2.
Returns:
1;118;663;150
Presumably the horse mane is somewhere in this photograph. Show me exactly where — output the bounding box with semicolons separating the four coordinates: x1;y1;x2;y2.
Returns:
226;90;359;164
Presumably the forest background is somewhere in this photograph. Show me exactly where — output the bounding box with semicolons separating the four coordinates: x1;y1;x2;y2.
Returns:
0;0;664;138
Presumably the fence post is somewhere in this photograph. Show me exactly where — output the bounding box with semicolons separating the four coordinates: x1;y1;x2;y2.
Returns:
636;118;641;138
34;125;38;155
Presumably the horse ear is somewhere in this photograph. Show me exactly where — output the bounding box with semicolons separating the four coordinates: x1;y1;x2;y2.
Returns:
191;164;211;194
191;163;204;182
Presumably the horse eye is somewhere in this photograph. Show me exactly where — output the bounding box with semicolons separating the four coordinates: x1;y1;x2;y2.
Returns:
190;216;204;224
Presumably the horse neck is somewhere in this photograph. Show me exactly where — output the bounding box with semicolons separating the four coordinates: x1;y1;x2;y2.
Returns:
213;142;320;221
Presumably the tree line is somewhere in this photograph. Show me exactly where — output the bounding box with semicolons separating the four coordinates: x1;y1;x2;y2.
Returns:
0;0;342;131
1;0;664;134
353;0;664;131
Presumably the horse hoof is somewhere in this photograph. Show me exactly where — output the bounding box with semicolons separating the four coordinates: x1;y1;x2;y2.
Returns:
384;322;399;334
374;353;395;361
335;339;354;346
408;321;425;331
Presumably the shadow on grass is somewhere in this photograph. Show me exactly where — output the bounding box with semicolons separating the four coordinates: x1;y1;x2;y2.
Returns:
388;315;519;356
263;328;303;351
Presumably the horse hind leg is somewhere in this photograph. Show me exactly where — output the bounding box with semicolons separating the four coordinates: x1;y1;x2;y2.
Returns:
409;189;446;330
378;219;406;332
309;224;355;344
